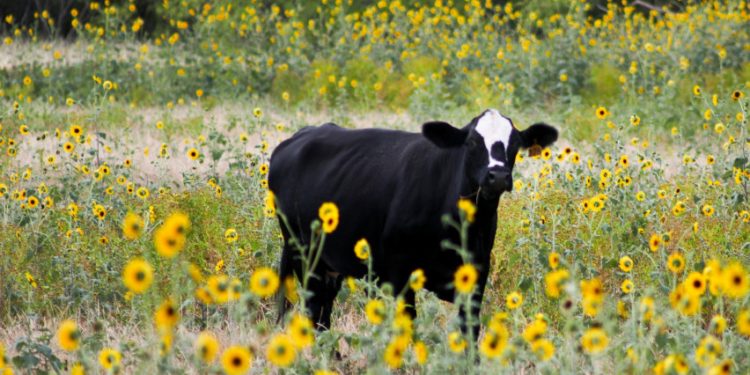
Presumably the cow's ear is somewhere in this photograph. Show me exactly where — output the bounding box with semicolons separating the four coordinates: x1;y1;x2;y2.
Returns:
519;123;558;149
422;121;468;148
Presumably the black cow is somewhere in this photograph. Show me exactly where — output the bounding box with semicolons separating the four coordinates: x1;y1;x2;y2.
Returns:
269;109;558;335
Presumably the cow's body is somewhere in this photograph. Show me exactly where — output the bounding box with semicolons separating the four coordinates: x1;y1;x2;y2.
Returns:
269;110;558;333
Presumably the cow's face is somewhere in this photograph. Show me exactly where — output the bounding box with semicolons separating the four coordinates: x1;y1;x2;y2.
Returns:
423;109;558;196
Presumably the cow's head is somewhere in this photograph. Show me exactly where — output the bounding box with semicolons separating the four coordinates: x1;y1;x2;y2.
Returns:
422;109;558;197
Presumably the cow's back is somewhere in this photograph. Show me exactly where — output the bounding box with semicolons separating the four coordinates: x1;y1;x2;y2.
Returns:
270;124;451;276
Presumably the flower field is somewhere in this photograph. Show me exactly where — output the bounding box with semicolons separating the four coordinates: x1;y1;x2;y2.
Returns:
1;0;749;374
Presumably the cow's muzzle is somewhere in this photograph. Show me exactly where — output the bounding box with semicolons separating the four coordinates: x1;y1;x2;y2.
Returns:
485;168;512;193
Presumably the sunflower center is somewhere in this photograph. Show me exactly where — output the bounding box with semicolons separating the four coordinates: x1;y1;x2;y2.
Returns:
232;356;242;366
136;271;145;281
733;275;742;285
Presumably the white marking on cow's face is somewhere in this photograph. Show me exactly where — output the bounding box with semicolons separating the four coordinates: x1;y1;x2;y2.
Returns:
475;109;514;168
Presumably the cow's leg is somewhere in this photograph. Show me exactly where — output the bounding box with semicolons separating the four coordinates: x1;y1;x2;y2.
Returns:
305;269;341;330
277;242;302;322
381;249;418;319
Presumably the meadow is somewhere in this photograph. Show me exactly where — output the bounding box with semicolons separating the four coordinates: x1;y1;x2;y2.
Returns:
0;0;749;374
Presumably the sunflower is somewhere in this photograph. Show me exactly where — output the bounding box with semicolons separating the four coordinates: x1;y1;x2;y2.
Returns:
454;263;478;294
506;291;523;309
284;275;298;303
548;251;560;269
669;285;700;316
639;296;655;321
522;319;547;343
667;252;685;274
70;363;85;375
27;195;39;208
57;320;80;351
684;271;706;296
413;340;428;365
392;313;413;339
229;277;242;301
648;233;662;251
162;212;190;236
582;287;606;311
692;85;701;96
702;204;715;217
480;321;509;358
258;163;269;175
383;337;408;369
249;267;280;298
154;298;180;331
98;348;122;370
595;106;608;119
409;269;426;291
122;258;153;294
69;124;83;138
617;300;629;319
264;191;276;217
448;331;466;353
457;198;476;223
224;228;238;243
709;315;727;335
531;338;555;361
365;299;385;325
695;335;722;368
207;274;230;304
318;202;339;233
353;238;370;260
672;201;686;216
662;354;690;374
195;332;219;363
580;278;604;301
709;359;733;375
629;115;640;126
581;328;609;354
619;256;633;272
266;334;296;368
621;279;634;294
544;268;569;298
136;187;150;199
731;90;743;101
187;148;199;160
721;262;749;298
154;226;186;258
195;286;214;305
288;314;314;348
221;346;252;375
122;212;144;240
